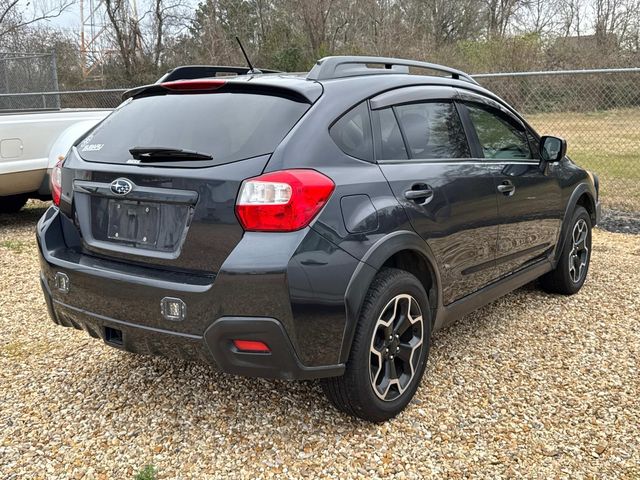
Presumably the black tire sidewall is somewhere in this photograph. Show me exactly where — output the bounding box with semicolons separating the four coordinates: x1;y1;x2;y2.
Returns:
349;269;431;420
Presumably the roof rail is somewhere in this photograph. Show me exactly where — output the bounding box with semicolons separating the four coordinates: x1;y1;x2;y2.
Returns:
157;65;281;83
307;56;478;85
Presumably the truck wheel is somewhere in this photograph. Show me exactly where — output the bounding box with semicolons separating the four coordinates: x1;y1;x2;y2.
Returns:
540;206;592;295
0;194;28;213
322;268;431;422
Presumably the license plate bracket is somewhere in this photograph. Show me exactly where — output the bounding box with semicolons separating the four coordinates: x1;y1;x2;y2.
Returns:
107;200;160;247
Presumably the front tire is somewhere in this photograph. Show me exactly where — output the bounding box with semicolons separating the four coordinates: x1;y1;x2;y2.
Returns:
322;268;431;422
540;206;592;295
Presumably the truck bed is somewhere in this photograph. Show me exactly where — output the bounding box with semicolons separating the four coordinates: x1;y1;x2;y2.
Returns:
0;109;111;197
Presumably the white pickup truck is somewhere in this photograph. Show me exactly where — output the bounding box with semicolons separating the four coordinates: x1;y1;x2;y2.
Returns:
0;109;111;213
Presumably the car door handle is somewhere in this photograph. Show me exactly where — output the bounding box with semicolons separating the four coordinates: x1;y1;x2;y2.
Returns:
497;181;515;195
404;185;434;203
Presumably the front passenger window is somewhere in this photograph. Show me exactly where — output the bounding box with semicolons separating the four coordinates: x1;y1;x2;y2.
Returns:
465;104;531;160
527;130;541;159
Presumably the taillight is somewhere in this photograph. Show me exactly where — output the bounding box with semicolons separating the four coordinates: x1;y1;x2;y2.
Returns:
160;79;226;91
50;156;64;206
235;169;335;232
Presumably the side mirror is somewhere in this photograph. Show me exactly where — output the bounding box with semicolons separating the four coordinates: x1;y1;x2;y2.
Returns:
540;136;567;163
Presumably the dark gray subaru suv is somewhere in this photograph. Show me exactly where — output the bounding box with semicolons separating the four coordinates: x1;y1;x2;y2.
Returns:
37;56;600;422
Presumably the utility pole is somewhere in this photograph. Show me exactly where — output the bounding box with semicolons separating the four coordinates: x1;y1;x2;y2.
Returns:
79;0;108;85
79;0;142;85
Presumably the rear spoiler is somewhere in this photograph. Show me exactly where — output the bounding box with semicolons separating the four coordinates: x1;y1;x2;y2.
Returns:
156;65;281;83
123;73;323;104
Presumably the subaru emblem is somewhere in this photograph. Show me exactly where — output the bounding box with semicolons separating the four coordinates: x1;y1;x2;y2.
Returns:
110;178;133;195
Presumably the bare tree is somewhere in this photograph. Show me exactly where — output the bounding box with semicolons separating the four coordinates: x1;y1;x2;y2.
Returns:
593;0;640;45
514;0;562;35
290;0;337;58
483;0;524;37
558;0;585;36
147;0;191;69
102;0;191;83
0;0;75;40
427;0;482;49
103;0;144;81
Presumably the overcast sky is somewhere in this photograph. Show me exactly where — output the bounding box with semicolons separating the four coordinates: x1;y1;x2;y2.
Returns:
18;0;79;30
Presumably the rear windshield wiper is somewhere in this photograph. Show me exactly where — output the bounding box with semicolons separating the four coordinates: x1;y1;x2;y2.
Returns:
129;146;213;161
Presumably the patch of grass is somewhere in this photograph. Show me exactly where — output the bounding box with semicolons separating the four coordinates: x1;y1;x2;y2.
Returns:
134;465;158;480
572;152;640;179
0;240;31;253
1;341;30;359
0;341;52;359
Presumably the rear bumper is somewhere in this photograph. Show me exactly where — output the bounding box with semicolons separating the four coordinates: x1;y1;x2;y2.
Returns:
40;273;208;362
0;168;47;196
37;206;346;380
39;272;343;379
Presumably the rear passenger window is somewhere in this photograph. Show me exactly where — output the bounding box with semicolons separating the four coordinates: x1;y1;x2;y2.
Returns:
330;102;373;161
374;108;408;160
465;103;532;160
394;102;470;159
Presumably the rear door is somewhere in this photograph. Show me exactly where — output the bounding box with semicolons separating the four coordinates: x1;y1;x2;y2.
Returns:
372;86;503;305
457;92;562;277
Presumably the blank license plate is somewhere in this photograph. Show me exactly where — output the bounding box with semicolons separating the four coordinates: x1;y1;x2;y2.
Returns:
107;200;160;247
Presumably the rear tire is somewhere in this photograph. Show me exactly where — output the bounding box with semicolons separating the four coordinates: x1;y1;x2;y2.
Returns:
322;268;431;422
0;194;28;214
540;206;592;295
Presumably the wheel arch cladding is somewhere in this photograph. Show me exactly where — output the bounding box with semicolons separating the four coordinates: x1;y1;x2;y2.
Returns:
380;250;438;321
340;230;441;363
576;191;596;224
555;183;597;266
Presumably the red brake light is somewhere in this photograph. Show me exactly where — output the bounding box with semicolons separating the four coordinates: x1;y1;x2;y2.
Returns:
235;169;335;232
233;340;271;353
160;79;226;91
50;157;64;206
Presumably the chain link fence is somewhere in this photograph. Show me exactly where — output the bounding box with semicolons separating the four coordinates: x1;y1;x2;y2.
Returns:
0;89;126;111
0;67;637;213
0;52;60;109
474;69;640;213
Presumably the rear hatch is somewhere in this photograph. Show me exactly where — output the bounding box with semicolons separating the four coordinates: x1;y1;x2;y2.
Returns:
63;78;320;273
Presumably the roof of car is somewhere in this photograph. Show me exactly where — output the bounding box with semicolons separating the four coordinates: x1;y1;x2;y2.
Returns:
125;56;518;118
306;56;477;84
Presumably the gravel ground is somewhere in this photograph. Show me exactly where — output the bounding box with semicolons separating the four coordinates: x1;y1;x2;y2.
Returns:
1;201;639;479
599;209;640;235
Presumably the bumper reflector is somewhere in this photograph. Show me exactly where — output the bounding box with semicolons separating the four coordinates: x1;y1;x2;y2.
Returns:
160;297;187;321
233;339;271;353
54;272;69;293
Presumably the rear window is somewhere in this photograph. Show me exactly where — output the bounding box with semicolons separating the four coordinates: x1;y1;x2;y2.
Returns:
329;102;373;161
77;92;310;165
